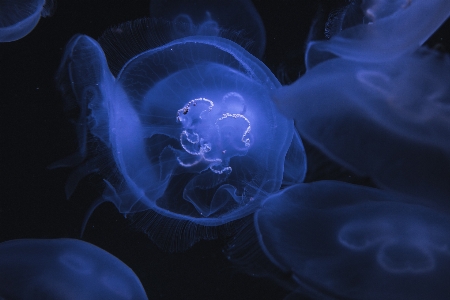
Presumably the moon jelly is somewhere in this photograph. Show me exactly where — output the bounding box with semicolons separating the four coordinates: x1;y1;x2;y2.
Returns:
55;13;306;251
272;48;450;207
0;0;55;42
229;181;450;300
305;0;450;68
0;239;147;300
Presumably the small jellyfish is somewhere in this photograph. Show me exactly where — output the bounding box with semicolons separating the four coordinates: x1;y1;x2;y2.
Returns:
227;181;450;300
305;0;450;68
272;48;450;207
54;14;306;251
0;238;148;300
0;0;56;42
150;0;266;58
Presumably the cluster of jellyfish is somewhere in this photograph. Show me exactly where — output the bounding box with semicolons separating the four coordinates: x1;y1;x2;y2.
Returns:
1;0;450;299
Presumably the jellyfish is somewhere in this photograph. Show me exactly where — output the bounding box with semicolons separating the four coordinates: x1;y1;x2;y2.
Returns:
150;0;266;58
272;48;450;207
227;181;450;300
0;0;56;42
305;0;450;68
0;238;148;300
54;5;306;251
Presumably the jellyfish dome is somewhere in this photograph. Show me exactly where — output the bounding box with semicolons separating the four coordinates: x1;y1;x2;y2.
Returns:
272;48;450;207
0;239;148;300
228;181;450;300
0;0;55;42
55;12;306;251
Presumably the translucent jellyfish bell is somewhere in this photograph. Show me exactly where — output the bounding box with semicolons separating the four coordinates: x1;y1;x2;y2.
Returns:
272;48;450;207
150;0;266;58
0;0;56;42
0;239;148;300
55;18;306;251
228;181;450;300
306;0;450;68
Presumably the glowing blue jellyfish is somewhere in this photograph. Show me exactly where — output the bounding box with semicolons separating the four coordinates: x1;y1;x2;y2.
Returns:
306;0;450;68
55;13;306;251
150;0;266;58
271;0;450;206
0;0;55;42
272;48;450;206
0;239;148;300
228;181;450;300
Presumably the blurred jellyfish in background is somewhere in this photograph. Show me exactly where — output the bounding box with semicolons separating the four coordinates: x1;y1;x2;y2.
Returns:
227;181;450;300
149;0;266;58
272;0;450;208
305;0;450;68
53;0;306;252
0;0;56;42
0;239;148;300
273;49;450;207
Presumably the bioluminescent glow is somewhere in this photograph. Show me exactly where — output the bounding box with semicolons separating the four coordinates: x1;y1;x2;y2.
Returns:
55;0;306;252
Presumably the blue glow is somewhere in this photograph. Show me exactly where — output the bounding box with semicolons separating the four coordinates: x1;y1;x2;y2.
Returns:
55;10;306;251
0;0;55;42
243;181;450;300
0;239;148;299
